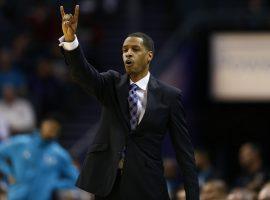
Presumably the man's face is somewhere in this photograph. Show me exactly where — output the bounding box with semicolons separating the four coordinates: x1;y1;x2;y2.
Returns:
239;144;256;168
40;120;60;140
122;36;153;76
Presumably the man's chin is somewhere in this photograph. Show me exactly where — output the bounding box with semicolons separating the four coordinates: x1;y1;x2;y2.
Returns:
125;68;133;75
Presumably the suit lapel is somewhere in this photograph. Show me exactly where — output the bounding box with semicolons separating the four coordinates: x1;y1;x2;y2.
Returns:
136;75;159;130
116;74;130;130
116;74;160;132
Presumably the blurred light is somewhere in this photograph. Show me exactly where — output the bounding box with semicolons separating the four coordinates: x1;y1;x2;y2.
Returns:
210;32;270;102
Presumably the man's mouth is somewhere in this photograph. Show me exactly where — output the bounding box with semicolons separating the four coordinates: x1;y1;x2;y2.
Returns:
125;59;134;67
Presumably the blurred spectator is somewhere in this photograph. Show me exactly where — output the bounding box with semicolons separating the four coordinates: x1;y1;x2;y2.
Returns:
227;188;257;200
163;158;180;199
258;182;270;200
195;148;219;187
0;117;78;200
0;47;26;95
200;180;227;200
28;58;65;121
0;113;9;141
235;143;269;191
0;85;35;135
175;186;186;200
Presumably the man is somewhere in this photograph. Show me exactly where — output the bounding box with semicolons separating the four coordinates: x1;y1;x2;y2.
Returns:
0;117;78;200
235;143;269;191
59;5;199;200
195;148;219;187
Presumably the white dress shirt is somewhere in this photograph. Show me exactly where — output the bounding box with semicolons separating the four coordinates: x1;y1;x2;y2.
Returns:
59;35;79;50
59;35;150;124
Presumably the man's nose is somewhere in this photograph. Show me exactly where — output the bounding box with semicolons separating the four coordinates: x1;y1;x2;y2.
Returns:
126;49;133;57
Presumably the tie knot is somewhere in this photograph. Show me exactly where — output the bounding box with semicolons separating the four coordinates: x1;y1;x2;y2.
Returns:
130;83;138;91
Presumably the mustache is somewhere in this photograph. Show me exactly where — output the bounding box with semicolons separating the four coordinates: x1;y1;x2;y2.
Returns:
125;58;134;64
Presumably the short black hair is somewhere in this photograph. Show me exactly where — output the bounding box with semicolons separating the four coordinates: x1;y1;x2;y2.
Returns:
128;32;155;53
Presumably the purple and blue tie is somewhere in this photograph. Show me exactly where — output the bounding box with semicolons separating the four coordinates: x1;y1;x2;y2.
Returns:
128;83;139;130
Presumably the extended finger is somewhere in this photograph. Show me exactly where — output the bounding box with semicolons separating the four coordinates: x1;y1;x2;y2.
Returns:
74;5;79;20
60;6;65;18
63;14;73;21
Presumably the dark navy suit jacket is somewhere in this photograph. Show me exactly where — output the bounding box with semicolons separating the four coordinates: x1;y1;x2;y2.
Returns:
62;46;199;200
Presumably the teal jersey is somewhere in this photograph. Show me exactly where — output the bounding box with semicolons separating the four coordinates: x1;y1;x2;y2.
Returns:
0;132;78;200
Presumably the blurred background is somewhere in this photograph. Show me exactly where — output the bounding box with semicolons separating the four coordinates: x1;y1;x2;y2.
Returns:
1;0;270;199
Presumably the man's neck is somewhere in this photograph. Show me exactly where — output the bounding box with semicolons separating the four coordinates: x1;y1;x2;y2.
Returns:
130;69;149;83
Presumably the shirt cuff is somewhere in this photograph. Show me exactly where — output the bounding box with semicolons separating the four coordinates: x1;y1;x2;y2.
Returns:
58;35;79;51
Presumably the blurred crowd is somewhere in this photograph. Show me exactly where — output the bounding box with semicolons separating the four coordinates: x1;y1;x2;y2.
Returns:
167;142;270;200
0;0;121;140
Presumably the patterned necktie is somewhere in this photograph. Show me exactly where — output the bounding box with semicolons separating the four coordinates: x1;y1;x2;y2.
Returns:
128;83;139;130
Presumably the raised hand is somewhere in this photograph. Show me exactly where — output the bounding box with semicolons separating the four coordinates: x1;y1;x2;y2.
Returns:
60;5;79;42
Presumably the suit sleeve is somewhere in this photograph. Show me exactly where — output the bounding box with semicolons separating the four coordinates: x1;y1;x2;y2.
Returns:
168;92;199;200
61;45;116;105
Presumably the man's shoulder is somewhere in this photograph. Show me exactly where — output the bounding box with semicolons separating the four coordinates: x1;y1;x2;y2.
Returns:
155;78;182;97
100;70;124;82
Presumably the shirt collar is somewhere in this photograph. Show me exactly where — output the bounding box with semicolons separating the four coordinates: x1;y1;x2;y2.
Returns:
130;72;150;91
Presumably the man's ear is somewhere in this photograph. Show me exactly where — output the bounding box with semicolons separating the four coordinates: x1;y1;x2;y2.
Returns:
147;51;153;63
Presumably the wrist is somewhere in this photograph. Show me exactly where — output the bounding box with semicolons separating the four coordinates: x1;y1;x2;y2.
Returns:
64;35;75;42
59;35;79;51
